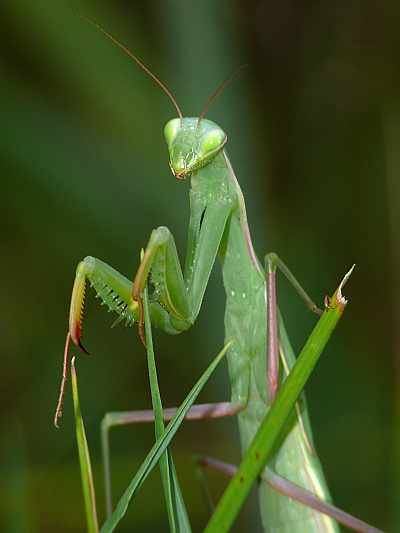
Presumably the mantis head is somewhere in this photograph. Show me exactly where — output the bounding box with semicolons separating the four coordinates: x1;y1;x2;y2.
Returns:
83;21;239;181
164;118;227;179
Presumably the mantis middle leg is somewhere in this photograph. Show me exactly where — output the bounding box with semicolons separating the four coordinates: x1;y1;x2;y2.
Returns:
101;402;242;516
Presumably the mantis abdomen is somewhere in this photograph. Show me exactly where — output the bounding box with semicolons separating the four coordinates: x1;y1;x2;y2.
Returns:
220;154;338;532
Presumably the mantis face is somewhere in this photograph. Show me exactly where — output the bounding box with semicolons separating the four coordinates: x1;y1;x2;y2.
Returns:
164;117;227;179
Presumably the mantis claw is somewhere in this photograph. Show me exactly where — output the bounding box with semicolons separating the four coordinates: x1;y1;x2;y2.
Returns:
77;340;90;355
69;318;90;354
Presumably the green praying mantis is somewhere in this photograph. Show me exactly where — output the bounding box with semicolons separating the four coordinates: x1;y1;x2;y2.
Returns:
54;23;383;533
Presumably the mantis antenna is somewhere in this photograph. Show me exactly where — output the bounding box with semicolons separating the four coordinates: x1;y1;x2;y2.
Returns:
85;18;183;121
197;64;247;126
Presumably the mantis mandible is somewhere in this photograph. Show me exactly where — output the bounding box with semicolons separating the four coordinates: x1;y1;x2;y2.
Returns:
54;23;381;533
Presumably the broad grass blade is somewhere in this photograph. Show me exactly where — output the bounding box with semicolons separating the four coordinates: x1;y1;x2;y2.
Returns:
204;270;352;532
143;287;191;532
71;357;99;533
100;340;232;532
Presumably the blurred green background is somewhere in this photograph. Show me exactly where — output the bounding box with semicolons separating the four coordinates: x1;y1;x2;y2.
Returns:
0;1;397;531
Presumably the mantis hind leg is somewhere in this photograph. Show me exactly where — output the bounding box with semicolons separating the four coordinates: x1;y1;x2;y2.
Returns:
196;456;381;533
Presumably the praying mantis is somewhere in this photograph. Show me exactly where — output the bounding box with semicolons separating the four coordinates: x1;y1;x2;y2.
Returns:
54;23;383;533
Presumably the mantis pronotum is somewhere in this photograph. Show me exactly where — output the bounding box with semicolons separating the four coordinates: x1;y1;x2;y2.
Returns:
54;23;381;533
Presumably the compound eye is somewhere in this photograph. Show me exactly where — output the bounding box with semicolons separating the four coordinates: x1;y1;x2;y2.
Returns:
201;129;226;154
164;118;181;147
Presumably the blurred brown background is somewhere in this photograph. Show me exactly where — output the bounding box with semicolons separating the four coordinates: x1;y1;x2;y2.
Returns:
0;1;397;531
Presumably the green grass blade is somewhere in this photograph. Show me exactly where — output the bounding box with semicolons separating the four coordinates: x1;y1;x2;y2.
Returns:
143;287;191;533
71;357;99;533
100;340;233;532
204;269;352;533
170;459;192;531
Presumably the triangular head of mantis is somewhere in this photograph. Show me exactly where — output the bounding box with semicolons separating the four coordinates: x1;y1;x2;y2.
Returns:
164;117;227;180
